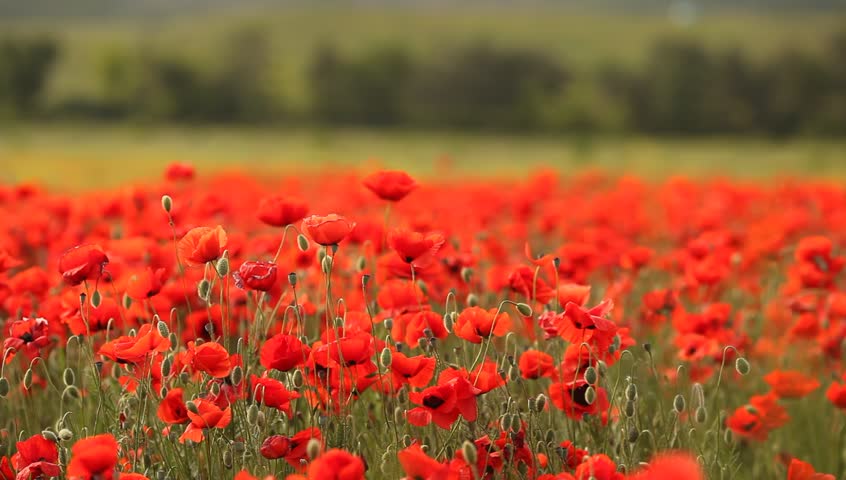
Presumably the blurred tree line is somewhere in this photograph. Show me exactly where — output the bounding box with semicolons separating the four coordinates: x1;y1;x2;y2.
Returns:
2;29;845;136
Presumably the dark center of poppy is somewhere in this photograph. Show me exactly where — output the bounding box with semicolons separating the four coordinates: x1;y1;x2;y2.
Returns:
423;395;445;409
571;384;591;407
405;256;414;263
20;332;34;343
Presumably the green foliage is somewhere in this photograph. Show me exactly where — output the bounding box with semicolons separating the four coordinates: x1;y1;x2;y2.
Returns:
0;36;58;117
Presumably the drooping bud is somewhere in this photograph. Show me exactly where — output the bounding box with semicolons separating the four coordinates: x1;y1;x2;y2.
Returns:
466;293;479;307
673;394;686;413
0;377;9;397
627;426;639;444
535;393;547;411
216;253;230;277
321;255;333;275
297;234;310;252
157;320;170;338
247;404;259;424
306;438;321;460
584;366;598;385
230;366;243;386
63;368;75;386
625;383;638;401
122;294;132;309
161;355;173;377
356;256;367;272
460;267;473;283
380;348;393;368
292;369;304;388
516;303;533;317
23;369;33;390
695;406;707;424
161;195;173;213
197;279;211;301
443;313;454;333
288;272;298;286
222;449;233;469
461;440;478;464
735;357;750;376
583;386;596;405
91;290;102;308
186;401;200;415
362;274;371;288
58;428;73;442
42;430;58;442
624;400;636;418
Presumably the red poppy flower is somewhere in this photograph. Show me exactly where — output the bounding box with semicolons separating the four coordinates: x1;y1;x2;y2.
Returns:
164;162;195;181
387;228;445;268
180;398;232;443
233;261;277;291
260;334;311;372
558;440;589;470
519;349;555;380
177;226;227;267
250;374;300;417
0;457;12;480
157;387;189;424
627;452;704;480
574;454;624;480
186;341;232;378
311;331;375;368
398;444;451;480
58;244;109;286
726;393;789;441
11;434;60;479
301;214;356;246
126;267;167;300
260;427;322;469
257;195;309;227
407;376;481;429
508;265;555;304
66;434;120;480
98;323;170;365
392;311;448;348
548;380;609;421
763;370;820;399
3;317;51;360
362;170;417;201
300;449;366;480
787;458;835;480
454;307;512;344
389;350;436;388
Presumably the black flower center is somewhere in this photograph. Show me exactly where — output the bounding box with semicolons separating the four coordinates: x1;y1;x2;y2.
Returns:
423;395;445;409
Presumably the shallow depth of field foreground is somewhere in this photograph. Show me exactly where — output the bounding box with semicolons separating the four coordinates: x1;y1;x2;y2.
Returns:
1;164;844;480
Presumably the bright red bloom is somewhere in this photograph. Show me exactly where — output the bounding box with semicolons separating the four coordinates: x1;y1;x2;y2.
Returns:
519;349;556;380
234;261;278;291
99;324;170;365
454;307;511;344
392;311;448;348
548;380;609;421
260;334;311;372
389;350;436;388
301;214;356;246
363;170;417;201
157;387;189;424
627;452;704;480
250;374;300;417
764;370;820;399
177;226;227;267
126;267;167;300
186;341;232;378
787;458;835;480
726;393;789;441
407;376;481;429
574;454;623;480
11;434;60;480
301;449;366;480
58;244;108;286
311;331;375;368
260;428;322;469
3;317;51;361
66;434;120;480
180;398;232;443
387;228;445;268
257;195;309;227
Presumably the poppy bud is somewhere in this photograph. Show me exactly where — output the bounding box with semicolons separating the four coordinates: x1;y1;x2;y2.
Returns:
500;415;510;431
611;335;621;352
210;382;221;396
157;320;170;338
321;256;333;274
216;253;230;277
288;272;297;286
179;372;190;384
735;357;750;375
625;383;637;401
510;413;522;432
161;195;173;213
292;369;304;388
222;449;233;469
42;430;58;442
122;294;132;309
91;290;102;308
673;394;686;413
627;427;639;444
624;400;636;418
515;303;533;317
161;355;173;377
63;386;80;400
362;274;371;288
527;397;537;412
443;313;454;333
230;366;243;386
246;404;260;424
466;293;479;307
584;386;596;405
584;366;598;385
695;406;707;424
535;393;547;411
417;337;428;351
383;317;394;330
58;428;73;442
461;440;477;464
723;428;734;445
0;377;9;397
306;438;321;460
169;333;178;348
186;401;200;415
380;348;393;368
160;386;168;397
63;368;75;386
394;407;403;425
297;234;309;252
23;368;33;389
354;256;367;272
643;342;652;354
460;267;473;283
198;279;211;301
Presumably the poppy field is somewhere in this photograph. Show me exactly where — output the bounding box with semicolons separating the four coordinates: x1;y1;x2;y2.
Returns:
0;162;844;480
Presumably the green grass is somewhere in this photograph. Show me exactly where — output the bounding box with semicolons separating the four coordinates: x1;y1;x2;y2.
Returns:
3;6;845;110
2;125;845;189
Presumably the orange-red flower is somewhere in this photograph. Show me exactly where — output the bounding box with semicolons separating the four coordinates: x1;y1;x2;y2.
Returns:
58;244;108;286
260;427;322;469
362;170;417;201
626;452;704;480
234;261;278;291
177;226;227;267
66;434;120;480
11;434;60;480
126;267;167;300
293;449;366;480
726;393;789;441
180;398;231;443
763;370;820;399
519;349;555;380
407;376;481;429
98;323;170;365
250;374;300;417
186;341;232;378
157;387;189;424
787;458;835;480
260;334;311;372
387;228;445;268
257;195;309;227
454;307;511;344
301;214;356;246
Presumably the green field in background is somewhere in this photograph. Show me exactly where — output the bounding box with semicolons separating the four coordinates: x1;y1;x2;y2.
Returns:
3;7;844;110
2;126;844;189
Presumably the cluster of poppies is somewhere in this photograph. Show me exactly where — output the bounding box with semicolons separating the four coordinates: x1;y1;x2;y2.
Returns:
0;164;842;479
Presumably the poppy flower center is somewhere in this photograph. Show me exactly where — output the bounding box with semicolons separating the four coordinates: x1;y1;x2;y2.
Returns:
423;396;445;409
20;332;34;343
571;384;591;407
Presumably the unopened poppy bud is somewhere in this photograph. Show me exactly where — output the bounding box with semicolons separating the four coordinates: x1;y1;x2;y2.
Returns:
62;385;80;400
627;426;639;444
624;400;636;418
198;279;211;301
673;394;686;413
527;397;537;412
500;415;510;431
460;267;473;283
122;294;132;309
306;438;321;460
287;272;297;286
510;413;522;432
723;428;734;445
322;255;334;274
91;290;102;308
362;274;371;288
179;372;190;384
161;356;173;377
625;383;637;401
611;335;621;351
160;386;169;397
584;366;598;385
157;320;170;338
169;333;178;348
186;401;200;415
161;195;173;213
535;393;547;411
41;430;58;442
461;440;477;464
443;313;454;333
210;382;221;396
383;317;393;330
643;343;652;354
394;407;403;424
63;368;75;386
466;293;479;307
380;348;393;368
292;369;304;388
695;406;707;424
355;256;367;272
0;377;9;397
417;337;428;350
735;357;750;375
516;303;533;317
222;449;233;468
58;428;73;442
216;254;230;277
244;403;259;424
230;366;243;386
297;234;309;252
584;386;596;405
23;369;33;389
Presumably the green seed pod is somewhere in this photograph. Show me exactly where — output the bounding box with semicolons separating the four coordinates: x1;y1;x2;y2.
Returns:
362;274;371;288
584;366;598;385
91;290;102;308
63;368;76;387
0;377;9;397
297;234;310;252
161;195;173;213
500;415;510;431
466;293;479;307
222;449;233;469
230;366;243;386
723;428;734;445
624;400;636;418
247;404;260;424
535;393;547;411
584;386;596;405
527;397;537;413
516;303;533;317
156;320;170;338
460;267;473;283
735;357;751;376
256;411;266;427
394;406;403;425
160;386;169;398
210;382;221;397
383;317;394;330
695;406;707;424
417;337;428;351
197;279;211;301
509;413;522;432
461;440;478;464
186;401;200;415
41;430;58;442
673;394;686;414
23;369;33;390
122;294;132;309
380;348;393;368
625;383;638;401
288;272;298;286
161;356;173;378
306;438;321;460
58;428;73;442
216;255;230;277
627;426;639;444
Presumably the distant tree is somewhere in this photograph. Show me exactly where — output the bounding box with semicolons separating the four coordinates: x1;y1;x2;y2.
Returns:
0;36;58;116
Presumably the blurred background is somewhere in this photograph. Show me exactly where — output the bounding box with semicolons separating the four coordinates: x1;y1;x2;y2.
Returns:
0;0;845;187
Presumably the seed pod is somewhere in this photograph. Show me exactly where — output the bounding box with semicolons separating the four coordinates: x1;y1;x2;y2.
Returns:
584;386;596;405
303;437;320;460
63;368;76;387
417;337;428;351
362;274;371;288
627;426;639;444
161;195;173;213
527;397;537;413
383;317;394;330
460;267;473;283
695;406;707;424
161;356;173;378
0;377;9;397
509;413;522;432
516;303;533;317
91;290;102;308
735;357;751;376
58;428;73;442
535;393;547;411
210;382;221;396
584;366;598;385
288;272;298;286
216;254;230;277
673;394;686;414
461;440;478;464
187;401;200;415
197;279;211;301
379;347;393;368
624;400;636;418
466;293;479;307
230;366;243;386
122;294;132;309
292;369;304;388
625;383;638;401
160;386;169;398
500;415;510;431
23;369;33;390
297;234;310;252
256;411;266;427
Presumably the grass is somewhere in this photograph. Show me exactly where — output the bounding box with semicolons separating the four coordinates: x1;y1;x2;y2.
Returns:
2;125;845;189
